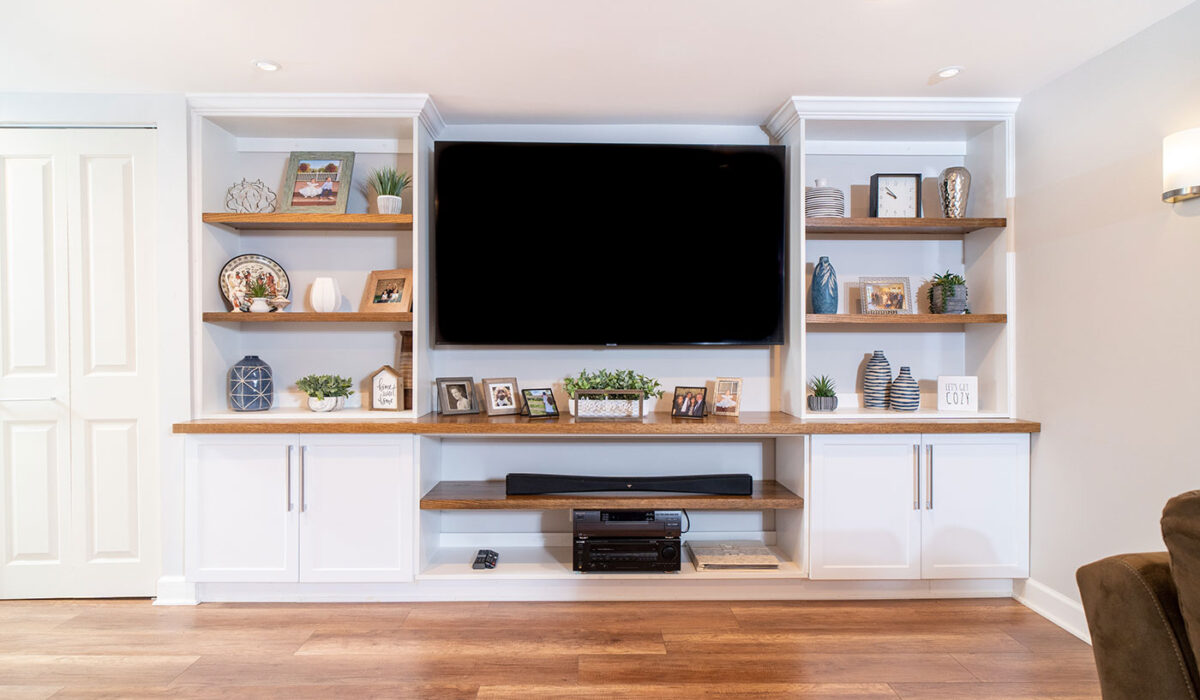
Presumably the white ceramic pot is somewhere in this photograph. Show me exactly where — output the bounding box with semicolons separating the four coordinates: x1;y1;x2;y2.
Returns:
309;277;341;313
307;396;346;412
377;195;403;214
248;297;272;313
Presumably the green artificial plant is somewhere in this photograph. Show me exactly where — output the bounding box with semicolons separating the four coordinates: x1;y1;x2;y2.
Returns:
563;369;664;401
808;374;837;398
928;270;970;313
296;374;355;401
247;281;270;298
366;167;413;197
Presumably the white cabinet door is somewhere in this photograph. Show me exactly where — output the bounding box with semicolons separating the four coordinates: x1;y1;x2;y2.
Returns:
186;437;298;582
809;434;922;580
920;434;1029;578
298;436;414;583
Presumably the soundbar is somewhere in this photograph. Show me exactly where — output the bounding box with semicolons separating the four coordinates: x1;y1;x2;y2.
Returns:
505;473;753;496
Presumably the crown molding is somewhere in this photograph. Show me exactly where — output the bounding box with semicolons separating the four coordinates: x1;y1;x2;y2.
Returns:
185;93;438;120
765;96;1021;141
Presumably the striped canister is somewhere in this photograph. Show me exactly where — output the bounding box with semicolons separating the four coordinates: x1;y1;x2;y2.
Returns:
863;350;891;408
889;366;920;411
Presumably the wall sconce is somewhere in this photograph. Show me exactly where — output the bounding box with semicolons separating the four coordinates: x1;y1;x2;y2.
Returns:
1163;127;1200;203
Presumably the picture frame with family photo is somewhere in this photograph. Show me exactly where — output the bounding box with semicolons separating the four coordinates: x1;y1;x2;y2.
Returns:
362;268;413;313
671;386;708;419
436;377;479;415
481;377;521;416
858;277;913;315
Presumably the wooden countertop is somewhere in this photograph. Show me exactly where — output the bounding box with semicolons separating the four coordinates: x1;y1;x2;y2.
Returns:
172;411;1040;435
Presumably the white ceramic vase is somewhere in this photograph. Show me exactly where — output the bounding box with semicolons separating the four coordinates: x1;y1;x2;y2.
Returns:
377;195;403;214
309;277;341;313
307;396;345;412
248;297;272;313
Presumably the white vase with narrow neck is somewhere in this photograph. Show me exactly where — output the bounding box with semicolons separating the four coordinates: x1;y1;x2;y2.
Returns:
309;277;341;313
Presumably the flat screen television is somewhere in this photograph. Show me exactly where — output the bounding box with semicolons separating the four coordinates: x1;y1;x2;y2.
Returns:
433;141;786;346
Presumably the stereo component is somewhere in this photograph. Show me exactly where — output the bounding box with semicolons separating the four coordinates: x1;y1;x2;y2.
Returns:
507;473;752;496
572;509;682;573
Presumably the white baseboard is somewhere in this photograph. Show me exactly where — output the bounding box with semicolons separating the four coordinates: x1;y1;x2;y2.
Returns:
153;575;198;606
1013;578;1090;643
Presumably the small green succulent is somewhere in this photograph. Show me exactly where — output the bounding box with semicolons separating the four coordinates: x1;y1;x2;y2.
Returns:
247;281;270;298
809;374;837;398
366;167;412;197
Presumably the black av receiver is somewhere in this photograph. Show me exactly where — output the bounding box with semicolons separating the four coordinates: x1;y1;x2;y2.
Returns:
572;509;681;573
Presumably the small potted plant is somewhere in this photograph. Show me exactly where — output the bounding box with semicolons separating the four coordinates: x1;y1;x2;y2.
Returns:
563;369;664;419
808;374;838;412
928;270;969;314
296;374;354;412
365;167;412;214
247;281;272;313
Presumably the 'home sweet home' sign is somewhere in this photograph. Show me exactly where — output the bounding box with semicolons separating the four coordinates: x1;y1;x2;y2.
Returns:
937;376;978;412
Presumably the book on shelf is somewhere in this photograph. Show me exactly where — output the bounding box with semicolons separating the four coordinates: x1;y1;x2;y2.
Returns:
685;540;780;571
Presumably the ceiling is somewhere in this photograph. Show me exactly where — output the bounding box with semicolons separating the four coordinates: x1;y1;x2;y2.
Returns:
1;0;1192;124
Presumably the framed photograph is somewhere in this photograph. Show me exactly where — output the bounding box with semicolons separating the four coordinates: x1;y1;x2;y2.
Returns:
481;377;521;416
280;151;355;214
368;365;403;412
671;386;708;419
436;377;479;415
362;269;413;312
522;388;559;418
711;377;743;417
859;277;913;315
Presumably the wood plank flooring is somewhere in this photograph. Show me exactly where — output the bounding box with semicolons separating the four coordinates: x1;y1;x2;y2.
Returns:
0;598;1099;699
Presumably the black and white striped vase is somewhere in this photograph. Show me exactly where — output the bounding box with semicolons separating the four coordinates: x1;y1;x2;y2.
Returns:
889;366;920;412
863;350;891;408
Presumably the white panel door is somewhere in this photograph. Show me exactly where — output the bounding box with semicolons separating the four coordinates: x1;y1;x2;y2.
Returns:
809;434;922;580
66;130;159;596
921;434;1030;578
0;128;159;598
299;436;414;583
186;437;299;583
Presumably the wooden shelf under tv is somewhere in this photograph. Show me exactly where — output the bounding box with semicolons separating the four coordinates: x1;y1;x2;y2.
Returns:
805;217;1006;236
419;479;804;511
202;213;413;231
806;314;1007;327
202;312;413;323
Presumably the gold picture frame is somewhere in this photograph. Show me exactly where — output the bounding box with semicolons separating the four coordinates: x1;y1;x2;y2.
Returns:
711;377;743;417
361;269;414;312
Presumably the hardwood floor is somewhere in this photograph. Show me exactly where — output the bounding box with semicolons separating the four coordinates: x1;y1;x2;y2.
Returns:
0;598;1099;699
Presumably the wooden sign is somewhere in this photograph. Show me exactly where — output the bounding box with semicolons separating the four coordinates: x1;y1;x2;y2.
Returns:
937;376;978;412
370;365;403;411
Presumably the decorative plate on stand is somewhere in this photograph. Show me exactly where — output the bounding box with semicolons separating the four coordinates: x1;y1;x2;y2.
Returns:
219;254;290;312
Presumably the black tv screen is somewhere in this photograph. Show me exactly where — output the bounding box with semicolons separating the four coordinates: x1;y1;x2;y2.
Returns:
433;141;786;345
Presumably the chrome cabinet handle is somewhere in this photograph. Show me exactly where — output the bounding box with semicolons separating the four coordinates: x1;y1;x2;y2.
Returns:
299;446;307;513
286;445;293;512
912;444;920;510
926;444;934;510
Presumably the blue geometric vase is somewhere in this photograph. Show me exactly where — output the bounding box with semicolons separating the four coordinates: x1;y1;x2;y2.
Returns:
811;256;838;314
229;355;273;412
863;350;891;409
889;366;920;412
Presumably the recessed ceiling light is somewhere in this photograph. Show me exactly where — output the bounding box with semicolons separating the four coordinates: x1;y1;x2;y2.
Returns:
937;66;963;79
254;60;281;72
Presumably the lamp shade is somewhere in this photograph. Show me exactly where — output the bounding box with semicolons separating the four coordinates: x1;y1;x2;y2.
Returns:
1163;127;1200;203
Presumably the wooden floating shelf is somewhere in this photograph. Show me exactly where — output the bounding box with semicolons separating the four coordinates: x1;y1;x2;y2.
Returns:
805;217;1007;235
419;480;804;511
202;311;413;323
172;411;1043;435
202;212;413;231
806;313;1007;326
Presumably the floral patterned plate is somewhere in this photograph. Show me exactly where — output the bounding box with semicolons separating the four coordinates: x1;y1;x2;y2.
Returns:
219;254;290;312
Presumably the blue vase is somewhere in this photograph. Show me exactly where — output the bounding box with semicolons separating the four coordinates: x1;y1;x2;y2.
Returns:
889;366;920;412
229;355;273;412
863;350;891;409
811;256;838;314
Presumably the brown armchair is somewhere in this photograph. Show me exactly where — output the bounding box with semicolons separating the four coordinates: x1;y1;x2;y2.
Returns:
1077;490;1200;700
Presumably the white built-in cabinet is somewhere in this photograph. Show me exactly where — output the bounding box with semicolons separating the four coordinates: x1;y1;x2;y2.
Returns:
808;433;1029;580
185;435;414;583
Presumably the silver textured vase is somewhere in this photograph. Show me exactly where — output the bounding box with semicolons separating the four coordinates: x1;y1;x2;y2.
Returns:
938;167;971;218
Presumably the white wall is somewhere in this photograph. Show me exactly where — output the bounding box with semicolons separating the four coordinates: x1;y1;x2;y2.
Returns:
1014;3;1200;634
